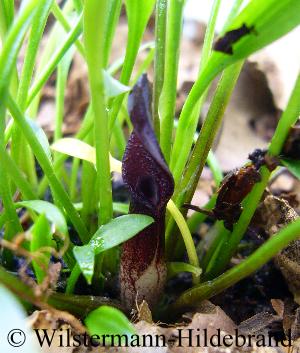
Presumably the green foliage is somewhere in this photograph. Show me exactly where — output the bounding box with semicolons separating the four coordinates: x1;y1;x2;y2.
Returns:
73;214;154;283
85;306;136;341
281;159;300;179
16;200;68;234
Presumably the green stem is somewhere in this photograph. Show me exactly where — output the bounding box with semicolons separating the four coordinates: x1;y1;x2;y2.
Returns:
51;1;85;56
103;0;122;67
167;200;200;284
17;0;53;111
81;133;98;229
0;0;14;37
269;74;300;155
175;61;243;205
153;0;167;139
70;158;80;201
83;0;113;226
170;0;222;181
159;0;184;163
171;217;300;313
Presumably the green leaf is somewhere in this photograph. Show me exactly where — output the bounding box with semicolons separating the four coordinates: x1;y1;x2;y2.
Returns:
167;262;202;280
103;70;131;98
89;214;154;254
52;138;96;164
73;214;153;283
85;306;135;343
74;202;129;214
26;117;52;162
73;244;94;285
16;200;68;234
125;0;155;39
30;214;54;284
51;138;122;173
0;0;39;100
281;158;300;179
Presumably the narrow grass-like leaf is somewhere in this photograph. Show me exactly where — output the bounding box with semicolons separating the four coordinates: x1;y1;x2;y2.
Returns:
159;0;185;162
0;0;39;100
153;0;167;138
0;0;14;36
85;306;136;341
84;0;112;225
103;0;122;66
30;214;54;284
54;46;75;145
170;0;221;180
17;0;53;110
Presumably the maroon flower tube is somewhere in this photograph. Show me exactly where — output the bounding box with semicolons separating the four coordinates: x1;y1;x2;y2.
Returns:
120;75;174;310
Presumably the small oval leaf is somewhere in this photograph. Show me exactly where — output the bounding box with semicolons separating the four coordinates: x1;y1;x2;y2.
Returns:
73;244;94;285
85;306;135;343
16;200;68;234
90;214;154;254
73;214;153;282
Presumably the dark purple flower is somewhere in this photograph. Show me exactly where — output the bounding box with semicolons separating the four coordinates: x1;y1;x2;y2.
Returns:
120;75;174;310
